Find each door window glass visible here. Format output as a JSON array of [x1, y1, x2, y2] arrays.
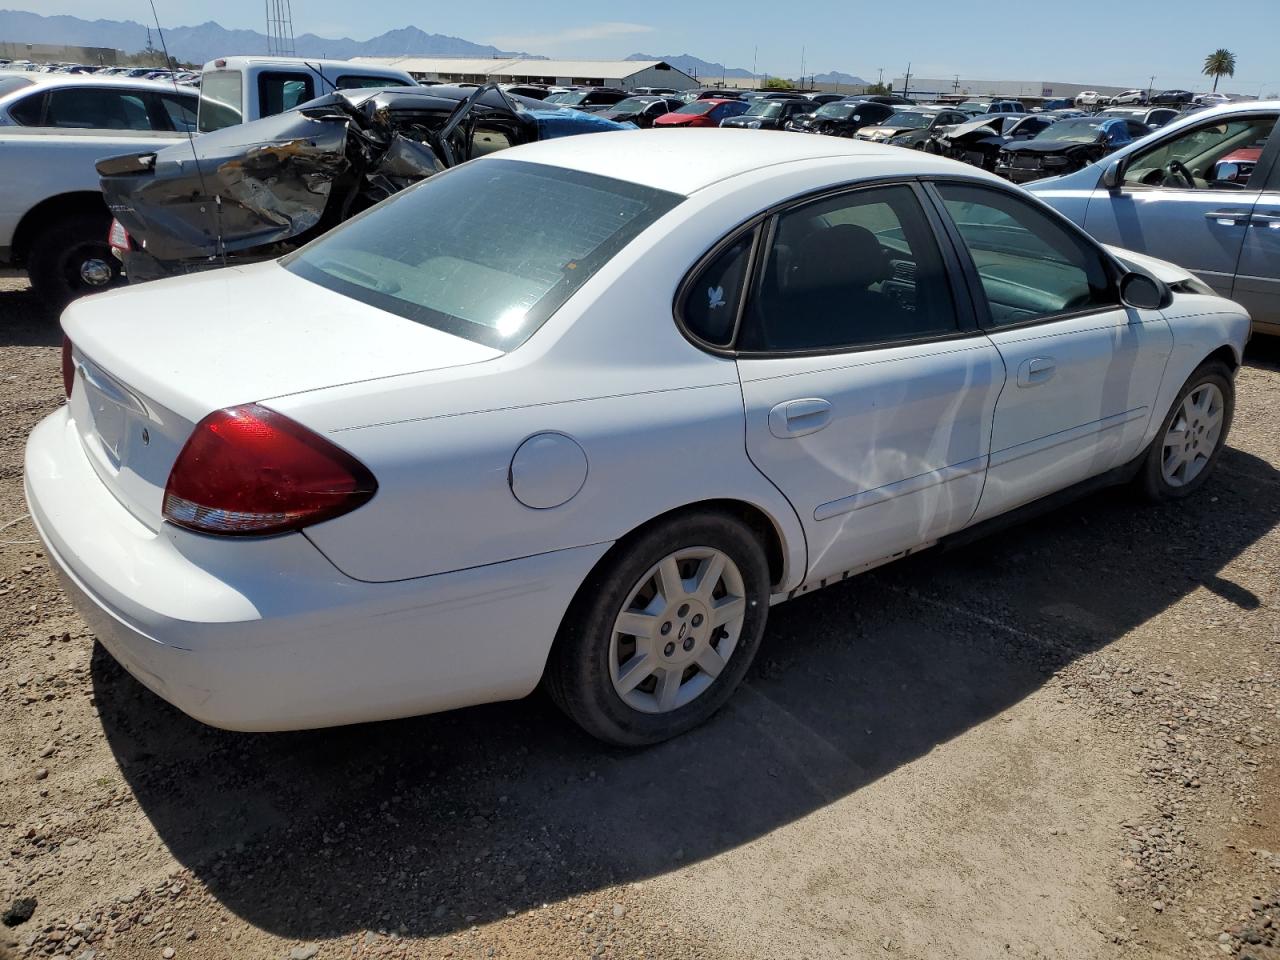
[[1123, 114, 1276, 190], [8, 91, 44, 125], [740, 185, 959, 352], [44, 88, 150, 129], [257, 72, 314, 117], [681, 232, 755, 347], [158, 93, 197, 132], [198, 70, 243, 132], [936, 183, 1117, 326]]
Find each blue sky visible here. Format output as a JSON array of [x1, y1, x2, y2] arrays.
[[39, 0, 1280, 94]]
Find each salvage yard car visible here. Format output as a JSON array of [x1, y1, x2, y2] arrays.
[[996, 115, 1150, 183], [102, 84, 627, 282], [28, 130, 1249, 746], [855, 107, 970, 147], [786, 99, 894, 137], [597, 95, 682, 128], [652, 97, 749, 127], [719, 96, 816, 130], [1029, 99, 1279, 335], [934, 113, 1058, 171]]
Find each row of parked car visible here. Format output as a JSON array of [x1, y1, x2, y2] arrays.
[[0, 59, 201, 85]]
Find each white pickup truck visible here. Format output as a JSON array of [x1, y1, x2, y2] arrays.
[[2, 58, 414, 310]]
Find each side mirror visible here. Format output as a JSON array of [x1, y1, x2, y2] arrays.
[[1120, 272, 1171, 310], [1215, 161, 1240, 183], [1101, 158, 1126, 189]]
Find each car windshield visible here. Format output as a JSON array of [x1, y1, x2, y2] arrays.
[[884, 112, 932, 128], [816, 103, 856, 118], [746, 101, 785, 118], [548, 92, 588, 106], [612, 97, 656, 112], [1034, 118, 1104, 143], [284, 159, 682, 350], [675, 101, 717, 116], [959, 102, 988, 111]]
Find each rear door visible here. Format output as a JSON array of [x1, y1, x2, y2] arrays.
[[930, 181, 1173, 521], [724, 182, 1003, 586], [1082, 110, 1279, 298]]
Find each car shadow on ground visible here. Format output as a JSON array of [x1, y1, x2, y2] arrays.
[[92, 441, 1278, 940], [0, 285, 58, 348]]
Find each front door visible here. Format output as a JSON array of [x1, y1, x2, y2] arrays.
[[732, 183, 1003, 585], [1082, 110, 1279, 299], [931, 181, 1173, 521], [1234, 147, 1280, 331]]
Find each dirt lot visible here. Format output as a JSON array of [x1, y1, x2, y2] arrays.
[[1, 278, 1278, 960]]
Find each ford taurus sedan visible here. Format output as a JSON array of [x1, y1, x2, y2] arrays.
[[27, 131, 1249, 747]]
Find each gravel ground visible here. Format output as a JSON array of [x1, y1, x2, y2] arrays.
[[1, 277, 1278, 960]]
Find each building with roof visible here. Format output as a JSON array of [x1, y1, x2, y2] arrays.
[[892, 76, 1131, 101], [350, 56, 698, 92]]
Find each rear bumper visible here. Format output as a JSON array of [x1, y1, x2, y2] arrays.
[[25, 408, 610, 731]]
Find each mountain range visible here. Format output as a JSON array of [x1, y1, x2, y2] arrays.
[[1, 9, 867, 84]]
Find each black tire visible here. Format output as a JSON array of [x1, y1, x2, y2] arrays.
[[1137, 360, 1235, 501], [26, 213, 122, 314], [545, 511, 771, 747]]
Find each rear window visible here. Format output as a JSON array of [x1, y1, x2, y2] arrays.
[[0, 76, 33, 97], [284, 158, 682, 350], [336, 74, 413, 89], [198, 70, 243, 132]]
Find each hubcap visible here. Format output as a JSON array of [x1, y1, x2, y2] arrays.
[[79, 257, 113, 287], [608, 546, 747, 714], [1161, 382, 1224, 487]]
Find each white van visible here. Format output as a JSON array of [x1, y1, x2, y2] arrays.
[[196, 56, 417, 132]]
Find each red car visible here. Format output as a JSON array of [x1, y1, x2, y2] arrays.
[[653, 98, 750, 128]]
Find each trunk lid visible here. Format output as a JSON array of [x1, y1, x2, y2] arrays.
[[62, 261, 501, 530]]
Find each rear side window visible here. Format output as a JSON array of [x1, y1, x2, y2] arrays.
[[8, 90, 44, 125], [158, 93, 197, 132], [198, 71, 243, 132], [681, 232, 755, 347], [43, 88, 151, 130], [936, 182, 1116, 326], [741, 184, 959, 352], [285, 158, 682, 350]]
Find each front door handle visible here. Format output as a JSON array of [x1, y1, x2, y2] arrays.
[[1250, 211, 1280, 229], [1017, 357, 1056, 387], [1205, 209, 1251, 226], [768, 398, 832, 438]]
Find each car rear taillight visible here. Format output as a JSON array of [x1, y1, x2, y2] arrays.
[[162, 404, 377, 537], [107, 218, 131, 253], [61, 337, 75, 398]]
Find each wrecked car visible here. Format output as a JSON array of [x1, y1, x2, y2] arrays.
[[934, 114, 1058, 171], [100, 84, 628, 282], [995, 116, 1152, 183]]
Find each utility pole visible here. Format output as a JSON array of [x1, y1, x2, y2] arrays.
[[902, 62, 912, 100], [800, 45, 805, 90], [753, 46, 758, 88], [877, 66, 884, 87], [953, 74, 960, 94], [1147, 74, 1156, 101]]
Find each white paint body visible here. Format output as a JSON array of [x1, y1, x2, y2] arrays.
[[25, 131, 1251, 731]]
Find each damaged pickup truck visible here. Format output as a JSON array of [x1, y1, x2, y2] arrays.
[[100, 84, 627, 281]]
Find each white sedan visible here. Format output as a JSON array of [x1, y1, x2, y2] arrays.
[[26, 130, 1249, 746]]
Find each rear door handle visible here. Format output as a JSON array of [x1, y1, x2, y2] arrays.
[[768, 398, 832, 438], [1250, 211, 1280, 229], [1017, 357, 1056, 387], [1205, 209, 1251, 225]]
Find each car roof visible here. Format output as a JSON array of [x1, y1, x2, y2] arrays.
[[494, 127, 1000, 195], [0, 72, 197, 96]]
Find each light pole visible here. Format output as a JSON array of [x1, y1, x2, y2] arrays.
[[1147, 75, 1155, 102]]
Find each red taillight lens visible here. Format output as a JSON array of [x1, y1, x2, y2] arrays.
[[107, 218, 131, 252], [61, 337, 75, 398], [162, 404, 377, 537]]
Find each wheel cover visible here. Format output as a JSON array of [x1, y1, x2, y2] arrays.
[[1162, 382, 1225, 487], [608, 546, 747, 714]]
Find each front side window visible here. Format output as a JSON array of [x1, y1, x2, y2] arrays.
[[285, 159, 681, 350], [740, 185, 958, 352], [257, 72, 314, 118], [1122, 114, 1277, 190], [936, 183, 1116, 327]]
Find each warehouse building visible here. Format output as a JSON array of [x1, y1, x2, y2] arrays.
[[892, 76, 1131, 101], [351, 56, 698, 92]]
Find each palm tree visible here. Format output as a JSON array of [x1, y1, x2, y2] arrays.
[[1203, 49, 1236, 92]]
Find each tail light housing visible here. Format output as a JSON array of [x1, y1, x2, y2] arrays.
[[61, 337, 75, 398], [108, 218, 132, 255], [162, 404, 377, 537]]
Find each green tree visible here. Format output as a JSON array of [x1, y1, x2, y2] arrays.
[[1202, 49, 1236, 92], [865, 81, 891, 95], [762, 76, 792, 90]]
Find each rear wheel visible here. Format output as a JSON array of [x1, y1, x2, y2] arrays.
[[27, 214, 122, 314], [546, 512, 770, 746], [1138, 361, 1234, 500]]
